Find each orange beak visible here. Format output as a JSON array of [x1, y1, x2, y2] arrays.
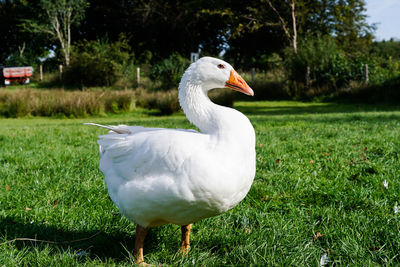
[[225, 69, 254, 96]]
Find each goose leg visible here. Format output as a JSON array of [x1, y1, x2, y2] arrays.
[[180, 224, 192, 254], [134, 224, 148, 264]]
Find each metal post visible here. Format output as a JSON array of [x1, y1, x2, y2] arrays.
[[251, 68, 255, 83], [306, 66, 310, 88]]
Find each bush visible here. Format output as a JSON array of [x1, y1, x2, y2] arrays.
[[135, 89, 180, 115], [283, 35, 400, 99], [334, 75, 400, 103], [242, 68, 288, 100], [150, 53, 190, 90], [284, 35, 351, 97], [63, 35, 136, 88], [366, 56, 400, 85]]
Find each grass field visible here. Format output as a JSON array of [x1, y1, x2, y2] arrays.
[[1, 100, 400, 266]]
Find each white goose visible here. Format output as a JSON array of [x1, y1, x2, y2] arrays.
[[86, 57, 256, 264]]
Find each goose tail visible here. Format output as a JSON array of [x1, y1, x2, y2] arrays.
[[84, 123, 131, 134]]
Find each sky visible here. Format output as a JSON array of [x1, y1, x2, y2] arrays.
[[365, 0, 400, 40]]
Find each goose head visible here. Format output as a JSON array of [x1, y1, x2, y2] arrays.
[[180, 57, 253, 96], [178, 57, 254, 134]]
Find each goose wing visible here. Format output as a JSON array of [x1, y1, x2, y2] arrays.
[[96, 125, 208, 181]]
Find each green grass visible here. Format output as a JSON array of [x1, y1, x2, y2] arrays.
[[1, 100, 400, 266]]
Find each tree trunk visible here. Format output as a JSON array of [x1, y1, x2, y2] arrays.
[[65, 8, 72, 67], [291, 0, 297, 54], [18, 42, 26, 57], [50, 9, 71, 66], [266, 0, 298, 54]]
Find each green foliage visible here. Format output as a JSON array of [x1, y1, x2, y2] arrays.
[[1, 101, 400, 265], [372, 58, 400, 84], [366, 41, 400, 85], [371, 39, 400, 60], [63, 36, 135, 87], [150, 53, 190, 90], [37, 0, 89, 27]]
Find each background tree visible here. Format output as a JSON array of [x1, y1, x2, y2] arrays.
[[0, 0, 48, 65], [77, 0, 231, 63], [214, 0, 373, 69], [1, 0, 376, 74], [128, 0, 230, 61], [264, 0, 298, 54], [371, 39, 400, 60], [297, 0, 374, 55], [21, 0, 89, 66]]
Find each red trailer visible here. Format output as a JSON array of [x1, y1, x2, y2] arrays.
[[0, 66, 33, 86]]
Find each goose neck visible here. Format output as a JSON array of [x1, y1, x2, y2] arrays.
[[178, 81, 222, 134]]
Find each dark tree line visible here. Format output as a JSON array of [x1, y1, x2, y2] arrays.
[[0, 0, 389, 69]]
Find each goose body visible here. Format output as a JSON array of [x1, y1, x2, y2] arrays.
[[87, 57, 256, 263]]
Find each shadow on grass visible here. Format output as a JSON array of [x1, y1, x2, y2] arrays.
[[235, 102, 400, 117], [0, 216, 178, 263]]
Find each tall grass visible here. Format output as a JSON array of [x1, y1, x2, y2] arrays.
[[0, 87, 237, 118], [0, 89, 135, 118], [135, 88, 235, 115]]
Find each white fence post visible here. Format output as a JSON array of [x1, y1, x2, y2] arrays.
[[59, 65, 63, 80], [40, 65, 43, 81], [306, 66, 310, 88], [363, 64, 368, 85], [190, 52, 199, 63], [137, 67, 140, 87]]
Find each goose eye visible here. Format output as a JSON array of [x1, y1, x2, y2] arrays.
[[217, 64, 225, 69]]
